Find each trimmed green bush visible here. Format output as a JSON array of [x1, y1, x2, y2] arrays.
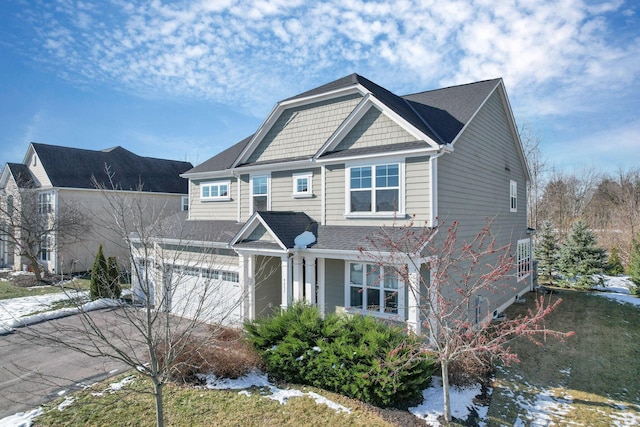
[[246, 303, 434, 407]]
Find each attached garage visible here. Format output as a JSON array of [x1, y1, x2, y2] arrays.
[[168, 266, 243, 325]]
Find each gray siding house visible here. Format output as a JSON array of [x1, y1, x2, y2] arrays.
[[0, 143, 192, 274], [138, 74, 533, 330]]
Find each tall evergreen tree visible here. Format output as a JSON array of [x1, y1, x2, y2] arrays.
[[605, 247, 624, 276], [107, 256, 122, 299], [557, 221, 606, 287], [535, 221, 559, 284], [628, 238, 640, 295], [90, 244, 110, 300]]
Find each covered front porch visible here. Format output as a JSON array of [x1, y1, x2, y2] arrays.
[[232, 213, 428, 333]]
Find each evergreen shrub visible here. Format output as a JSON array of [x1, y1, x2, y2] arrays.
[[245, 303, 435, 407]]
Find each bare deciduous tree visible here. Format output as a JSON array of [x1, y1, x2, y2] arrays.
[[17, 180, 273, 427], [363, 219, 573, 423], [519, 123, 547, 230], [0, 181, 91, 282]]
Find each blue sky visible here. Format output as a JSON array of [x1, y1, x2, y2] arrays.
[[1, 0, 638, 175]]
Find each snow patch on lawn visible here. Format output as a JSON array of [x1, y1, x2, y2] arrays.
[[409, 376, 487, 426], [0, 408, 42, 427], [593, 275, 640, 307], [200, 370, 352, 413]]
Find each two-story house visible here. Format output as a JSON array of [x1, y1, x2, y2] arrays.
[[0, 143, 192, 275], [135, 73, 532, 330]]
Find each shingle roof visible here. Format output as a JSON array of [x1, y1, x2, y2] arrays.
[[255, 211, 318, 249], [402, 78, 501, 144], [31, 143, 192, 193], [188, 74, 500, 173], [153, 212, 243, 244], [7, 163, 35, 188], [184, 135, 253, 175], [319, 141, 431, 160]]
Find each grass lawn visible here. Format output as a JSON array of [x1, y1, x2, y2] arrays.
[[34, 374, 401, 427], [26, 289, 640, 426], [487, 289, 640, 426], [0, 278, 90, 300]]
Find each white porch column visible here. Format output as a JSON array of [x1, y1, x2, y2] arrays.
[[407, 263, 421, 335], [292, 253, 304, 302], [239, 254, 255, 321], [280, 255, 291, 309], [317, 258, 325, 318], [304, 256, 317, 304]]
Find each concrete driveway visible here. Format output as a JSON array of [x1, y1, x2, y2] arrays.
[[0, 308, 142, 419]]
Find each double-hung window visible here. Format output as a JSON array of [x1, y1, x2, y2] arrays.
[[251, 175, 269, 212], [516, 238, 531, 281], [38, 192, 53, 214], [349, 163, 400, 214], [39, 234, 51, 262], [292, 172, 312, 198], [181, 195, 189, 211], [201, 181, 230, 201], [510, 180, 517, 212], [348, 262, 400, 315]]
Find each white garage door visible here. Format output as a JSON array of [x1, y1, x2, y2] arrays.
[[169, 267, 243, 326]]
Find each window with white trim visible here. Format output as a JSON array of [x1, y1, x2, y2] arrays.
[[348, 262, 400, 315], [516, 238, 531, 281], [38, 192, 53, 214], [348, 163, 400, 214], [181, 195, 189, 211], [39, 234, 51, 262], [510, 180, 517, 212], [251, 175, 269, 212], [292, 172, 312, 198], [201, 181, 230, 201]]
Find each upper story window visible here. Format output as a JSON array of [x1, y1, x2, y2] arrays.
[[510, 180, 517, 212], [251, 175, 270, 212], [292, 172, 313, 198], [516, 238, 531, 281], [38, 192, 53, 214], [181, 195, 189, 211], [347, 262, 400, 316], [7, 195, 13, 216], [201, 181, 230, 201], [348, 163, 401, 215]]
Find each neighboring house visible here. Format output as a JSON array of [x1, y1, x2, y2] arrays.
[[136, 73, 533, 330], [0, 143, 192, 274]]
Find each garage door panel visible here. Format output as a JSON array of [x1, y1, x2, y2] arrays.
[[171, 274, 243, 326]]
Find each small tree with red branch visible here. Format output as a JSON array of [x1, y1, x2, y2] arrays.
[[361, 218, 574, 422]]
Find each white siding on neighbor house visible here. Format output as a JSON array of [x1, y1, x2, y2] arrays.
[[333, 106, 417, 152], [56, 188, 185, 273], [189, 178, 237, 221], [27, 154, 52, 188], [246, 94, 362, 164], [270, 169, 321, 221], [435, 89, 530, 314]]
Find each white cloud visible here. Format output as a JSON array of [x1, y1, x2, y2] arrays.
[[10, 0, 639, 124]]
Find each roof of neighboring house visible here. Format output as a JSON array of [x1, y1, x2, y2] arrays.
[[189, 74, 501, 174], [30, 143, 192, 193], [6, 163, 35, 188]]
